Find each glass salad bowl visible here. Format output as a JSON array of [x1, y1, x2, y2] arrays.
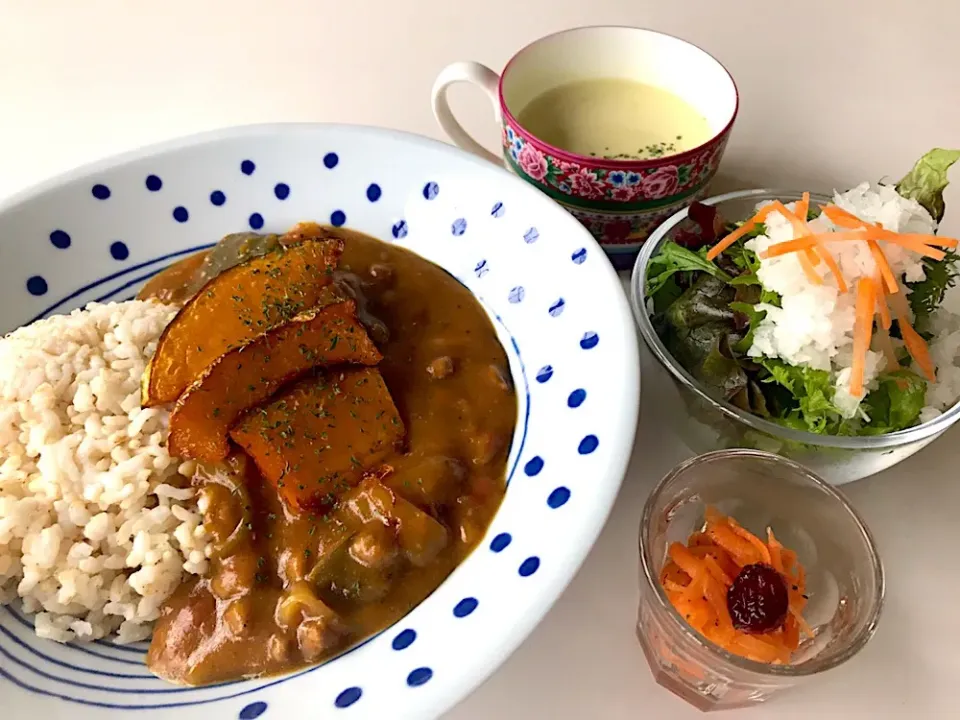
[[629, 188, 960, 484], [637, 450, 884, 710]]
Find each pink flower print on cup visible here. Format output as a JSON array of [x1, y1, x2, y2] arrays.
[[517, 143, 549, 181], [568, 168, 606, 199], [611, 186, 638, 202], [640, 166, 680, 200]]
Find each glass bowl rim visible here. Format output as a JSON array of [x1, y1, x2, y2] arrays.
[[638, 448, 886, 677], [629, 187, 960, 450]]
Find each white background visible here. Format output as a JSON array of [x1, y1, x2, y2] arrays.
[[2, 1, 958, 717]]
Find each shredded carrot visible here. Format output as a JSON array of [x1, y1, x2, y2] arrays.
[[867, 240, 899, 294], [663, 579, 688, 594], [733, 634, 791, 664], [875, 286, 892, 330], [820, 204, 949, 255], [682, 566, 707, 602], [794, 192, 810, 222], [780, 549, 799, 577], [813, 244, 847, 292], [897, 232, 959, 249], [728, 519, 773, 565], [898, 313, 937, 382], [687, 544, 740, 578], [819, 204, 864, 228], [707, 523, 762, 567], [669, 542, 704, 579], [703, 553, 734, 587], [660, 560, 692, 588], [769, 201, 827, 286], [687, 531, 715, 548], [766, 528, 784, 574], [798, 248, 823, 284], [763, 228, 944, 260], [758, 202, 847, 290], [704, 506, 726, 526], [850, 277, 877, 397], [883, 236, 946, 260], [661, 507, 810, 664], [782, 614, 801, 649], [706, 204, 775, 261], [760, 237, 816, 258]]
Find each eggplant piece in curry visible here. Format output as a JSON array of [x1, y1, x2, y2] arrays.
[[139, 224, 516, 685]]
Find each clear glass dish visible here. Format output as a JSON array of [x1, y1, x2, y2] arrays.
[[636, 449, 884, 710], [629, 188, 960, 484]]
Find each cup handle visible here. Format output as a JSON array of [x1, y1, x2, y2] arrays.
[[432, 61, 502, 165]]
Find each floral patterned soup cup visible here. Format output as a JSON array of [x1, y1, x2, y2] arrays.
[[433, 26, 739, 269]]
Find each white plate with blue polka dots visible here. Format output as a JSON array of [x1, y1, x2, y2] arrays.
[[0, 124, 640, 720]]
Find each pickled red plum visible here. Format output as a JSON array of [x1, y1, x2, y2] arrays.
[[727, 563, 789, 634]]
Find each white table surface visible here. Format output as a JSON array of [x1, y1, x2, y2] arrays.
[[2, 1, 958, 717]]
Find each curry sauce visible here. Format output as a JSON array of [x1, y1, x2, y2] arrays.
[[139, 228, 516, 685]]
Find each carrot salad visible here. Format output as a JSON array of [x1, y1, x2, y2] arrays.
[[660, 508, 810, 664]]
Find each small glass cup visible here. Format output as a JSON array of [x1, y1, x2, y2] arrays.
[[637, 450, 884, 711]]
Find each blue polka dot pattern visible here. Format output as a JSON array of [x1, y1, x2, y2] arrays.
[[26, 276, 48, 296], [523, 227, 539, 244], [474, 259, 489, 278], [392, 629, 416, 650], [453, 597, 478, 618], [508, 286, 525, 304], [523, 456, 543, 476], [451, 218, 467, 236], [145, 175, 162, 192], [518, 557, 540, 577], [491, 201, 504, 218], [238, 701, 267, 719], [490, 532, 512, 552], [535, 365, 553, 383], [580, 331, 599, 350], [407, 667, 433, 687], [49, 230, 71, 249], [567, 389, 586, 408], [334, 687, 362, 709], [323, 152, 339, 169], [547, 487, 571, 509], [548, 298, 565, 317], [423, 182, 439, 200], [331, 210, 346, 227], [274, 183, 290, 200], [240, 159, 256, 175], [572, 247, 587, 264], [172, 206, 189, 223], [110, 241, 129, 261], [91, 184, 110, 200], [366, 183, 382, 202], [249, 213, 264, 230], [578, 435, 599, 455], [210, 190, 226, 206], [392, 220, 408, 239]]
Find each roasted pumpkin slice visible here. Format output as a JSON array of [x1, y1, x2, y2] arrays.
[[168, 297, 381, 461], [142, 232, 344, 406], [230, 367, 405, 513]]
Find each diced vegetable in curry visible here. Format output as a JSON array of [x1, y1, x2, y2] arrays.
[[139, 225, 516, 685]]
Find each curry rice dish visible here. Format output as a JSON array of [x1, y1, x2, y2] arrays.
[[0, 223, 517, 685]]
